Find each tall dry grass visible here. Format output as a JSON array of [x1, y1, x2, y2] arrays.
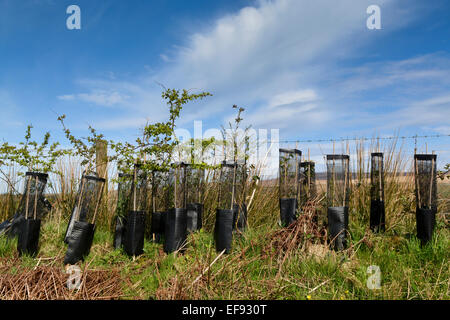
[[347, 138, 416, 234], [0, 137, 443, 236]]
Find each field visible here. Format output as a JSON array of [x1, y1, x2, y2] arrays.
[[0, 148, 449, 300]]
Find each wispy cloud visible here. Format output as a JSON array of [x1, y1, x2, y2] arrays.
[[62, 0, 404, 130], [57, 94, 75, 101], [268, 90, 318, 109], [56, 0, 450, 144], [94, 117, 151, 130], [0, 89, 23, 130], [160, 54, 170, 62], [58, 90, 130, 107]]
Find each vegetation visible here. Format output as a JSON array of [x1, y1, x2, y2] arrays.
[[0, 88, 449, 300]]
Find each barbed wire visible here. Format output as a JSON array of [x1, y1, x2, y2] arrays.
[[278, 133, 450, 144]]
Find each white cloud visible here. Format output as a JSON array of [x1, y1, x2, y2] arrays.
[[94, 117, 151, 130], [58, 90, 130, 107], [77, 91, 129, 106], [57, 94, 75, 101], [268, 90, 318, 108], [64, 0, 404, 129], [432, 126, 450, 135], [160, 54, 170, 62], [58, 0, 450, 144]]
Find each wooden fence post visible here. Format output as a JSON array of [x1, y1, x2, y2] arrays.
[[95, 139, 109, 225], [96, 139, 108, 181]]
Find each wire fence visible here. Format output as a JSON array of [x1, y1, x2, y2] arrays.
[[279, 133, 450, 144]]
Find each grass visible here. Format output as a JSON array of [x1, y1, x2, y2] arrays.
[[0, 209, 448, 300], [0, 138, 449, 300]]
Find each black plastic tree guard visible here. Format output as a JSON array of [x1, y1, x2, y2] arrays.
[[327, 206, 349, 251], [215, 209, 233, 253], [370, 153, 385, 232], [123, 211, 146, 256], [160, 211, 167, 236], [64, 221, 95, 265], [185, 164, 205, 233], [123, 164, 148, 257], [326, 154, 350, 250], [164, 163, 188, 253], [15, 172, 48, 257], [1, 172, 48, 240], [187, 203, 203, 233], [164, 208, 187, 253], [63, 172, 104, 265], [113, 172, 132, 249], [279, 148, 302, 227], [280, 198, 297, 227], [370, 200, 385, 232], [17, 218, 41, 257], [416, 208, 436, 244], [64, 173, 105, 244], [151, 170, 169, 242], [113, 215, 127, 249], [150, 211, 165, 243], [414, 154, 437, 245], [215, 161, 237, 252]]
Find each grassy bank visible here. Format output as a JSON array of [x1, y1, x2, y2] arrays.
[[0, 207, 448, 300], [1, 139, 449, 300]]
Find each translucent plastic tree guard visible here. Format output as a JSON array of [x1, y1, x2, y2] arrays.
[[152, 170, 170, 213], [16, 172, 48, 256], [217, 161, 237, 211], [123, 164, 148, 257], [63, 172, 105, 265], [164, 163, 188, 253], [370, 153, 385, 232], [326, 154, 350, 250], [113, 172, 132, 249], [185, 164, 205, 232], [414, 154, 437, 244], [168, 163, 187, 210], [129, 164, 149, 212], [326, 155, 350, 207], [278, 149, 301, 227], [233, 159, 247, 232], [3, 172, 48, 238], [299, 161, 316, 208], [18, 172, 48, 219], [64, 172, 105, 243], [150, 170, 169, 243], [186, 165, 205, 205]]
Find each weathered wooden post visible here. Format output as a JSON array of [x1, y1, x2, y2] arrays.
[[95, 139, 108, 225], [96, 139, 108, 180]]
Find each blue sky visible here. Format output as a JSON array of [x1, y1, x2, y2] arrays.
[[1, 0, 449, 169]]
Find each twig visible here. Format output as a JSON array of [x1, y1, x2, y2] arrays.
[[189, 249, 226, 288], [308, 279, 331, 294]]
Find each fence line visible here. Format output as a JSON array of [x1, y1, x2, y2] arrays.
[[277, 134, 450, 144]]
